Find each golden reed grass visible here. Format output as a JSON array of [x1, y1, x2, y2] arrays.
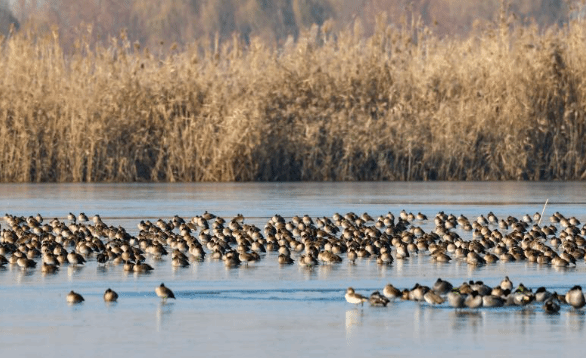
[[0, 13, 585, 182]]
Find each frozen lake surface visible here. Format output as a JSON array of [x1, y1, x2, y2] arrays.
[[1, 182, 586, 357]]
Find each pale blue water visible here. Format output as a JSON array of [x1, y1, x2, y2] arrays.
[[0, 182, 585, 357]]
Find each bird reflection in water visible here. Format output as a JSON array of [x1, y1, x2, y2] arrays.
[[450, 310, 483, 333], [299, 265, 318, 280], [67, 265, 83, 279], [566, 310, 586, 331], [345, 308, 364, 340], [514, 308, 537, 335], [316, 264, 337, 280], [156, 300, 175, 333], [395, 258, 405, 273]]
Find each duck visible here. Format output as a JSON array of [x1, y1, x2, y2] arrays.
[[133, 262, 154, 273], [432, 278, 453, 295], [347, 250, 357, 264], [277, 254, 294, 264], [369, 291, 390, 307], [543, 297, 561, 313], [67, 290, 84, 304], [172, 257, 190, 268], [464, 291, 483, 308], [103, 288, 119, 302], [383, 284, 402, 299], [17, 257, 37, 269], [408, 283, 429, 301], [299, 254, 318, 267], [431, 252, 452, 263], [155, 283, 176, 300], [482, 295, 505, 308], [423, 290, 445, 305], [565, 286, 585, 309], [491, 286, 508, 297], [239, 252, 260, 266], [470, 281, 492, 296], [96, 253, 108, 265], [345, 287, 368, 306], [41, 262, 59, 273], [535, 287, 553, 302], [447, 290, 466, 308], [67, 252, 86, 266], [224, 253, 241, 267], [512, 291, 535, 306], [123, 260, 134, 272], [376, 252, 393, 265], [466, 252, 485, 266]]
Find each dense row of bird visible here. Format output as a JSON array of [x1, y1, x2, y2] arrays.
[[1, 209, 585, 274], [345, 277, 585, 313]]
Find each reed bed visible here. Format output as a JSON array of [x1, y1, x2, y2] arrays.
[[1, 13, 586, 182]]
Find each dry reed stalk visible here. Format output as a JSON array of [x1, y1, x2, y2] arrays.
[[0, 9, 585, 182]]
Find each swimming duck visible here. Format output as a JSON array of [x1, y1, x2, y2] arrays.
[[345, 287, 367, 306], [103, 288, 119, 302], [155, 283, 176, 300], [67, 290, 84, 304], [565, 286, 585, 309]]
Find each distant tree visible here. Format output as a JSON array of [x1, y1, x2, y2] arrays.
[[5, 0, 576, 50], [0, 0, 20, 36]]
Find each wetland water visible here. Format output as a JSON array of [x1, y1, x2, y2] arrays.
[[1, 182, 586, 357]]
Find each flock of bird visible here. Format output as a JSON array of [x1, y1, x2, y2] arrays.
[[345, 277, 586, 313], [1, 208, 585, 306]]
